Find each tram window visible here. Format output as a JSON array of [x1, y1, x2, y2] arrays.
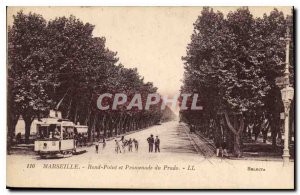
[[37, 125, 61, 139], [62, 127, 67, 139], [37, 125, 42, 138], [37, 125, 48, 139], [53, 126, 61, 139], [62, 126, 74, 140], [68, 127, 74, 139], [48, 124, 56, 138], [48, 124, 62, 139]]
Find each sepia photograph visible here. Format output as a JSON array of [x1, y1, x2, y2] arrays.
[[6, 6, 295, 189]]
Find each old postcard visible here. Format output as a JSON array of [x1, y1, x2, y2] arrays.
[[6, 6, 295, 189]]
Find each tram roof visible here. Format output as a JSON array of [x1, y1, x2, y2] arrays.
[[75, 125, 88, 133], [37, 117, 75, 126]]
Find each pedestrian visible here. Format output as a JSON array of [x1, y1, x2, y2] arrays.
[[102, 138, 106, 149], [128, 138, 133, 152], [221, 141, 227, 158], [94, 139, 99, 154], [147, 134, 154, 152], [133, 139, 139, 152], [121, 137, 127, 153], [216, 140, 223, 157], [115, 140, 121, 154], [155, 136, 160, 153], [248, 122, 254, 139]]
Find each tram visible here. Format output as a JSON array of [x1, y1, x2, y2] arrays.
[[34, 110, 82, 158]]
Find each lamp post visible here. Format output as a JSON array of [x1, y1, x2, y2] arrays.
[[281, 86, 294, 165], [280, 12, 294, 166]]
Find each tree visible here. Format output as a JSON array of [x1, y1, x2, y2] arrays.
[[8, 11, 53, 143], [8, 11, 176, 148], [181, 7, 293, 157]]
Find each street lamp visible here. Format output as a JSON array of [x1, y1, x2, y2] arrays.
[[280, 10, 294, 166], [281, 86, 294, 166], [281, 86, 294, 102]]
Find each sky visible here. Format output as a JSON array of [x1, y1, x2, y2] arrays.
[[7, 6, 292, 99]]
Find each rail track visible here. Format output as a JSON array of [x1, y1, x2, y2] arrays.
[[178, 123, 216, 159]]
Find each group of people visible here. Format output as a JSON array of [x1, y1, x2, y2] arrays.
[[75, 133, 89, 147], [115, 136, 139, 154], [94, 138, 106, 153], [147, 134, 160, 153], [215, 141, 228, 158], [94, 134, 161, 154]]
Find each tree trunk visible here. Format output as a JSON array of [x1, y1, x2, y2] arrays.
[[74, 103, 78, 124], [109, 117, 113, 137], [90, 114, 97, 142], [85, 109, 92, 126], [234, 134, 242, 157], [66, 98, 73, 119], [7, 113, 20, 153], [24, 117, 33, 144], [103, 117, 107, 137], [224, 112, 244, 157], [271, 122, 277, 148], [121, 115, 127, 134]]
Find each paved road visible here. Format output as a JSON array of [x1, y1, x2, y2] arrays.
[[7, 120, 294, 189], [75, 120, 200, 160], [8, 120, 208, 162]]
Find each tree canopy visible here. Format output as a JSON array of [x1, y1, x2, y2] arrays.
[[8, 11, 174, 144], [181, 7, 293, 156]]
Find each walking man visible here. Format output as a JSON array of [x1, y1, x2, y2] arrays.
[[147, 134, 154, 152], [128, 138, 133, 152], [155, 136, 160, 153], [133, 139, 139, 152], [115, 140, 121, 154], [102, 138, 106, 150], [94, 139, 99, 154], [120, 136, 126, 153]]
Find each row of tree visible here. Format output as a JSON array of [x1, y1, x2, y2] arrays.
[[180, 7, 294, 157], [8, 11, 175, 146]]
